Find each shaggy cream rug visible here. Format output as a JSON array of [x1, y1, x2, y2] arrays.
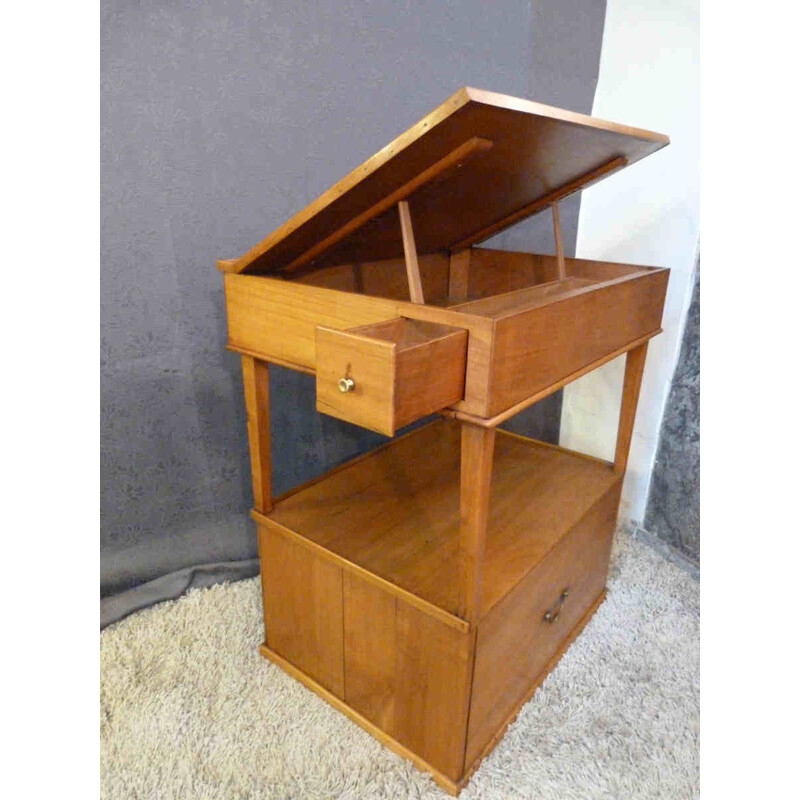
[[100, 530, 699, 799]]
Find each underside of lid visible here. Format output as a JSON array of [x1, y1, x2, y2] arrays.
[[220, 88, 669, 276]]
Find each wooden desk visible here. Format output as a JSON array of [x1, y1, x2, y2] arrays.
[[219, 87, 669, 794]]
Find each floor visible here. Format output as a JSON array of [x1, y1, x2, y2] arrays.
[[100, 529, 699, 799]]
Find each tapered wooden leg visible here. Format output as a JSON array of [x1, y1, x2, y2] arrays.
[[614, 343, 649, 474], [241, 355, 272, 513], [457, 423, 496, 623]]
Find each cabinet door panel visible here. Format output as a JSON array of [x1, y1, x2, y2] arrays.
[[258, 523, 344, 697], [343, 571, 475, 782]]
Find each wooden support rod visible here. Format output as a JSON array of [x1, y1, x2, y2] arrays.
[[241, 355, 272, 513], [551, 201, 566, 280], [452, 155, 628, 251], [274, 136, 493, 274], [614, 342, 649, 473], [398, 200, 425, 304], [457, 423, 496, 623]]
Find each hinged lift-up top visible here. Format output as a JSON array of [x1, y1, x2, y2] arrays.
[[218, 87, 667, 278]]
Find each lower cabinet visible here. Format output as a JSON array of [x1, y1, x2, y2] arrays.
[[256, 482, 617, 789]]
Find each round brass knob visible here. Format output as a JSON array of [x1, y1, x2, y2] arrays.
[[338, 377, 355, 393]]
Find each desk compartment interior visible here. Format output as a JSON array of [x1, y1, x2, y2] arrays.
[[290, 246, 657, 310]]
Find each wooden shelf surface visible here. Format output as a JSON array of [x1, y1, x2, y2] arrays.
[[267, 419, 620, 621]]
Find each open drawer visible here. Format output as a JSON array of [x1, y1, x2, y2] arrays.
[[315, 317, 468, 435]]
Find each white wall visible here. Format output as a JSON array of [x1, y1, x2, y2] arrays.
[[560, 0, 700, 523]]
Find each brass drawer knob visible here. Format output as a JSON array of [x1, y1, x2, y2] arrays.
[[543, 588, 569, 624], [338, 377, 355, 393]]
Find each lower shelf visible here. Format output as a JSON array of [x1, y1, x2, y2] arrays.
[[264, 417, 619, 621]]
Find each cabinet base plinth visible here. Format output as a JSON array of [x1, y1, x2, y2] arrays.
[[259, 587, 607, 794], [258, 643, 460, 795]]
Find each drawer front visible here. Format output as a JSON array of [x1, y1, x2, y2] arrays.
[[316, 326, 397, 434], [315, 319, 468, 436], [465, 482, 620, 768]]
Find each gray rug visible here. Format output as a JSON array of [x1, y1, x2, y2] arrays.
[[100, 529, 699, 799]]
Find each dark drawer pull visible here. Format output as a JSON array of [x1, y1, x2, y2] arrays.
[[543, 588, 569, 624]]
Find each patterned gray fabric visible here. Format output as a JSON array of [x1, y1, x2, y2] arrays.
[[101, 0, 607, 626], [644, 258, 700, 565]]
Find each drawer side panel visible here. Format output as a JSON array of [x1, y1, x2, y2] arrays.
[[395, 329, 468, 429]]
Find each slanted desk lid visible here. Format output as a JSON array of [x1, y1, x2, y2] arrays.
[[221, 88, 668, 276]]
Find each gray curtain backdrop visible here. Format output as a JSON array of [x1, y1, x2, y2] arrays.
[[101, 0, 607, 627]]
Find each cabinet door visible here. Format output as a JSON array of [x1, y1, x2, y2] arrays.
[[258, 523, 344, 697], [343, 572, 475, 782]]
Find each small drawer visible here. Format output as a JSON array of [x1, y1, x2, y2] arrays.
[[315, 317, 468, 436]]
